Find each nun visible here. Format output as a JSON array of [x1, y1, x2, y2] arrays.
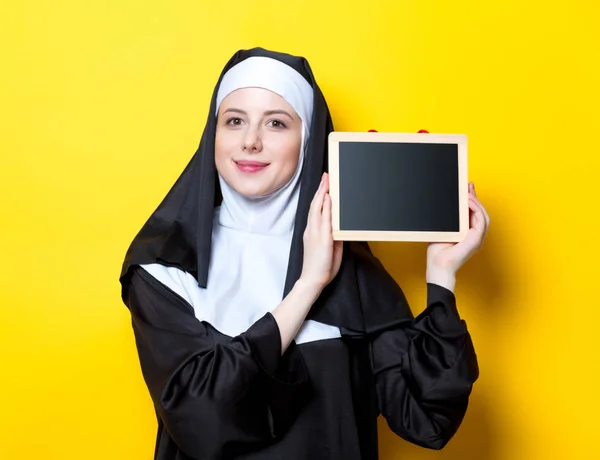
[[119, 47, 489, 460]]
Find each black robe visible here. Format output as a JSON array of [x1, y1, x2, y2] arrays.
[[119, 48, 479, 459]]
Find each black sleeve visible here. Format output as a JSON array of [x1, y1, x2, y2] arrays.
[[123, 266, 309, 459], [370, 282, 479, 450]]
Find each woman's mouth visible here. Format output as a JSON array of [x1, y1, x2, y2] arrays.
[[235, 160, 269, 174]]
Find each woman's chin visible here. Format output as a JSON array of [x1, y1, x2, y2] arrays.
[[230, 180, 274, 198], [222, 168, 293, 198]]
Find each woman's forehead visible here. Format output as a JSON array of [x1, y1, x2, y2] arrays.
[[218, 87, 299, 118]]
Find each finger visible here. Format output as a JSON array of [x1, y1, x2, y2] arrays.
[[308, 174, 326, 228], [322, 193, 333, 236], [468, 198, 487, 236], [469, 183, 489, 224], [458, 227, 484, 257], [468, 197, 484, 227], [316, 173, 332, 230], [469, 192, 490, 228]]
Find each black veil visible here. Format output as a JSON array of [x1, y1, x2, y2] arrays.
[[119, 47, 414, 336]]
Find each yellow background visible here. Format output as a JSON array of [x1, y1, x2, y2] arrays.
[[1, 0, 599, 459]]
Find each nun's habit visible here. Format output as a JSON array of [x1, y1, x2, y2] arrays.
[[119, 48, 479, 460]]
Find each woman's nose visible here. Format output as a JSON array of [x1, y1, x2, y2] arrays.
[[242, 128, 262, 153]]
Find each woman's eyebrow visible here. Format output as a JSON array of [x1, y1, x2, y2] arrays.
[[263, 109, 294, 119], [222, 108, 293, 120], [223, 108, 247, 115]]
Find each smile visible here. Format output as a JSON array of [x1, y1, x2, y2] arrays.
[[234, 160, 269, 174]]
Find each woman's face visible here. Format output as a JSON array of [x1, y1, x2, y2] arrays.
[[215, 87, 303, 198]]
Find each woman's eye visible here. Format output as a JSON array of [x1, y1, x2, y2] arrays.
[[268, 120, 287, 129], [227, 118, 243, 126]]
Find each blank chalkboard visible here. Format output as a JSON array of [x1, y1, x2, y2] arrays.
[[328, 132, 469, 242]]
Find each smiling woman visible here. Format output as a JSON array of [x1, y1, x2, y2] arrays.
[[215, 87, 303, 197], [118, 47, 484, 460]]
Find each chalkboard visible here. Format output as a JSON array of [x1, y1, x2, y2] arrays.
[[328, 132, 469, 242]]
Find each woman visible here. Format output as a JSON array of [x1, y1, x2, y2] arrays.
[[120, 47, 489, 460]]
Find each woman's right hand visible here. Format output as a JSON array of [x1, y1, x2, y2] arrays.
[[299, 172, 344, 291]]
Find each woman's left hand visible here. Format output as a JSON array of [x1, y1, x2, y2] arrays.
[[426, 182, 490, 290]]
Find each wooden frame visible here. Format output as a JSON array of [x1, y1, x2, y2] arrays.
[[328, 131, 469, 242]]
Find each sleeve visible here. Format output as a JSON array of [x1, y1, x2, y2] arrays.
[[123, 266, 309, 459], [370, 282, 479, 450]]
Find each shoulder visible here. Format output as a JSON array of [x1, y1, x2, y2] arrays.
[[135, 263, 201, 309], [123, 264, 206, 335]]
